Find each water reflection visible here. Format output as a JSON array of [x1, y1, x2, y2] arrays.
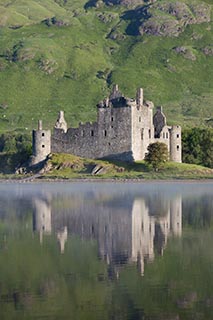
[[0, 182, 213, 320], [31, 185, 182, 276]]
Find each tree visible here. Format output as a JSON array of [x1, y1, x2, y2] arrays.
[[182, 128, 213, 168], [145, 142, 168, 171]]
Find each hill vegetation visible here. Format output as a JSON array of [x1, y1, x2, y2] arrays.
[[0, 0, 212, 134]]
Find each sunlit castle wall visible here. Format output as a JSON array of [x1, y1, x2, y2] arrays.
[[170, 126, 182, 163]]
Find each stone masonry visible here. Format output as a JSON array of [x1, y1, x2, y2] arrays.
[[31, 85, 182, 164]]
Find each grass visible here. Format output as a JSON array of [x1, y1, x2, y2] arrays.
[[1, 152, 212, 180], [0, 0, 212, 134], [28, 153, 213, 180]]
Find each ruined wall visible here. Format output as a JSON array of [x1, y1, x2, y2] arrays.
[[51, 121, 99, 159], [52, 105, 133, 161]]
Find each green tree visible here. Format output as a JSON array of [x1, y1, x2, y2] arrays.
[[145, 142, 168, 171], [182, 128, 213, 168]]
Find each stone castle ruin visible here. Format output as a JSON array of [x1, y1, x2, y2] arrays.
[[31, 85, 181, 164]]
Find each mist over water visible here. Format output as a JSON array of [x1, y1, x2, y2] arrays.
[[0, 182, 213, 320]]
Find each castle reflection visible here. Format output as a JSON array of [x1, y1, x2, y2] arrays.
[[33, 190, 182, 276]]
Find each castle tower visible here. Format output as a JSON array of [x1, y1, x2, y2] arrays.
[[170, 126, 182, 163], [32, 120, 51, 165], [54, 110, 67, 133]]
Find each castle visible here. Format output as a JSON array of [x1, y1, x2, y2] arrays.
[[31, 85, 181, 164]]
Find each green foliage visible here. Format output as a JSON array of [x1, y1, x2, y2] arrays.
[[0, 132, 32, 154], [182, 128, 213, 168], [145, 142, 169, 171], [0, 0, 211, 133], [0, 132, 32, 173]]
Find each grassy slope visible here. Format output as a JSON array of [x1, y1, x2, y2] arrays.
[[0, 0, 212, 134], [35, 153, 213, 180]]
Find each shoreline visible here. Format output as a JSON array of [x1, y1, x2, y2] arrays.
[[0, 177, 213, 183]]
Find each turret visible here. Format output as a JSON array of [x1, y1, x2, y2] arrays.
[[170, 125, 182, 163], [54, 110, 67, 133], [32, 120, 51, 165]]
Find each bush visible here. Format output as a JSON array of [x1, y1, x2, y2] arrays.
[[145, 142, 168, 171]]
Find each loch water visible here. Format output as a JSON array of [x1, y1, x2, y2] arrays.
[[0, 181, 213, 320]]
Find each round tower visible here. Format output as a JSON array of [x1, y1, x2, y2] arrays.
[[170, 125, 182, 163], [32, 120, 51, 165]]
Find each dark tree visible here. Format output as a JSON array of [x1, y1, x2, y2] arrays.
[[182, 128, 213, 168]]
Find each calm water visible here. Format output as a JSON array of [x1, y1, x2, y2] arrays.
[[0, 181, 213, 320]]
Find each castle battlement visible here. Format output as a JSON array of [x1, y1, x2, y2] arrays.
[[31, 85, 182, 164]]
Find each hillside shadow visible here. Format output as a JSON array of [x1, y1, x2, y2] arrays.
[[105, 158, 150, 173], [84, 0, 98, 9], [121, 5, 151, 36]]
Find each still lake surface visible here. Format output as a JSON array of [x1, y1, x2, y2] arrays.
[[0, 181, 213, 320]]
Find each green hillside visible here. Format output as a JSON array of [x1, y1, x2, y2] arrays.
[[0, 0, 212, 133]]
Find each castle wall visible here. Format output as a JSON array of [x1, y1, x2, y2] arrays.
[[52, 106, 133, 161], [153, 126, 171, 154], [51, 122, 99, 159], [131, 103, 155, 160], [97, 106, 132, 160]]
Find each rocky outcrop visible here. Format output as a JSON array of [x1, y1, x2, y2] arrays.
[[138, 1, 211, 37], [202, 46, 213, 56], [173, 46, 197, 60]]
